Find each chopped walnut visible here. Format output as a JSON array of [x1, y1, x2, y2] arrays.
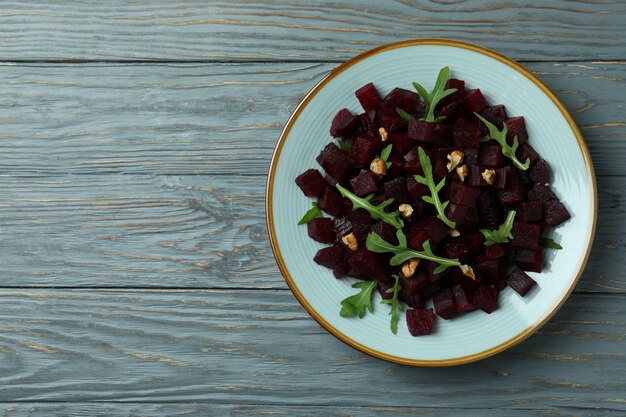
[[456, 164, 468, 182], [341, 232, 358, 251], [459, 264, 476, 280], [402, 259, 420, 278], [379, 127, 388, 142], [449, 229, 461, 237], [446, 150, 465, 172], [481, 168, 496, 185], [398, 203, 414, 219], [370, 158, 387, 175]]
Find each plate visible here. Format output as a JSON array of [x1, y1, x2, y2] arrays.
[[266, 39, 596, 366]]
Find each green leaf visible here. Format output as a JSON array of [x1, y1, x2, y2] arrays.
[[337, 139, 351, 153], [297, 202, 322, 225], [340, 280, 379, 319], [380, 274, 404, 334], [414, 147, 456, 229], [411, 67, 456, 123], [380, 144, 393, 169], [474, 112, 531, 171], [336, 183, 404, 230], [366, 230, 460, 273], [539, 237, 563, 250], [480, 210, 516, 246], [396, 107, 414, 122]]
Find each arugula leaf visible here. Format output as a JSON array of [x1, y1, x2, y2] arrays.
[[340, 280, 379, 319], [297, 202, 322, 225], [480, 210, 516, 246], [337, 139, 351, 153], [336, 183, 404, 230], [380, 274, 404, 334], [380, 144, 393, 169], [413, 147, 456, 229], [539, 237, 563, 250], [396, 107, 414, 122], [366, 229, 461, 274], [474, 112, 531, 171], [411, 66, 458, 123]]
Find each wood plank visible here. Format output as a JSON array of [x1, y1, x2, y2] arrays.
[[0, 403, 615, 417], [0, 289, 624, 410], [0, 1, 624, 61], [0, 61, 623, 176], [0, 173, 622, 291]]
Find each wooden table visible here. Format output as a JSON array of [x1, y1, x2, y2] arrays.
[[0, 2, 624, 415]]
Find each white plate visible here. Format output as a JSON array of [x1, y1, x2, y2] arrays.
[[266, 39, 596, 366]]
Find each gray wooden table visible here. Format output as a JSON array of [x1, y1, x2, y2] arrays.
[[0, 1, 624, 416]]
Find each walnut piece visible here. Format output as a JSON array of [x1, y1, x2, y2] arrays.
[[370, 158, 387, 175], [341, 232, 358, 251], [379, 127, 388, 142], [446, 150, 465, 172], [398, 203, 414, 219], [402, 258, 420, 278], [456, 164, 468, 182], [459, 264, 476, 280], [481, 168, 496, 185], [449, 229, 461, 237]]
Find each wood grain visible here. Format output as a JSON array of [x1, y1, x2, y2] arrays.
[[0, 174, 621, 291], [0, 1, 624, 61], [0, 289, 624, 410], [0, 61, 623, 176]]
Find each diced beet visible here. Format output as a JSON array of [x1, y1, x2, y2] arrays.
[[295, 169, 327, 197], [438, 101, 460, 120], [515, 247, 544, 273], [446, 203, 468, 226], [517, 200, 543, 222], [486, 243, 509, 259], [389, 132, 415, 158], [529, 159, 550, 184], [369, 221, 399, 246], [330, 108, 360, 138], [493, 166, 508, 189], [528, 184, 556, 202], [378, 280, 394, 300], [316, 143, 351, 181], [350, 209, 373, 241], [359, 109, 379, 136], [313, 243, 347, 269], [480, 105, 507, 128], [475, 257, 500, 284], [414, 216, 449, 243], [479, 144, 507, 167], [479, 204, 501, 230], [442, 78, 465, 105], [507, 267, 537, 296], [498, 185, 527, 205], [464, 206, 479, 224], [463, 89, 487, 113], [406, 308, 435, 336], [463, 148, 479, 166], [421, 281, 441, 297], [307, 217, 334, 243], [478, 189, 497, 208], [449, 266, 481, 289], [408, 119, 435, 144], [332, 216, 352, 241], [518, 143, 540, 164], [381, 88, 421, 112], [350, 169, 379, 196], [448, 181, 482, 207], [402, 293, 425, 309], [465, 231, 485, 256], [544, 199, 571, 226], [407, 228, 430, 251], [350, 135, 379, 165], [452, 284, 476, 313], [317, 186, 344, 217], [433, 287, 459, 320], [400, 272, 427, 296], [453, 116, 482, 149], [432, 123, 453, 147], [422, 260, 445, 283], [348, 247, 390, 281], [333, 261, 350, 279], [442, 239, 470, 263], [504, 116, 528, 144], [355, 82, 382, 112], [406, 176, 428, 200], [512, 222, 541, 250], [383, 177, 411, 204], [472, 284, 498, 313], [378, 108, 408, 132]]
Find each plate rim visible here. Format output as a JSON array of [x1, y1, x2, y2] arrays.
[[265, 38, 597, 367]]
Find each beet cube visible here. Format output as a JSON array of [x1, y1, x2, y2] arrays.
[[400, 272, 427, 296], [515, 247, 544, 272], [518, 143, 540, 164], [475, 257, 500, 284], [442, 78, 465, 105], [433, 287, 459, 320], [317, 186, 344, 217], [479, 144, 507, 167], [544, 199, 571, 226], [529, 159, 550, 184], [528, 184, 556, 202], [383, 177, 411, 204], [330, 108, 359, 138], [406, 308, 435, 336], [512, 222, 541, 250], [498, 185, 527, 205], [317, 143, 351, 181], [472, 284, 498, 313], [295, 169, 327, 197], [381, 87, 421, 112], [414, 216, 449, 243], [350, 169, 379, 197], [507, 267, 537, 296], [442, 239, 470, 264], [438, 101, 460, 120], [378, 280, 394, 300], [313, 243, 347, 269], [348, 247, 390, 281], [504, 116, 528, 144], [480, 105, 507, 128], [517, 200, 543, 222], [453, 116, 482, 149], [479, 204, 501, 230], [349, 209, 373, 241], [432, 123, 453, 147], [350, 135, 379, 165], [421, 281, 441, 296], [402, 293, 425, 309], [486, 243, 509, 259], [446, 203, 468, 226], [332, 216, 352, 240], [452, 284, 476, 313], [463, 89, 487, 113], [369, 221, 399, 246], [407, 228, 430, 251], [406, 176, 428, 200], [307, 217, 334, 243], [389, 132, 415, 158], [355, 82, 382, 112], [408, 119, 435, 144], [448, 181, 482, 207], [333, 261, 350, 279], [378, 108, 408, 132]]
